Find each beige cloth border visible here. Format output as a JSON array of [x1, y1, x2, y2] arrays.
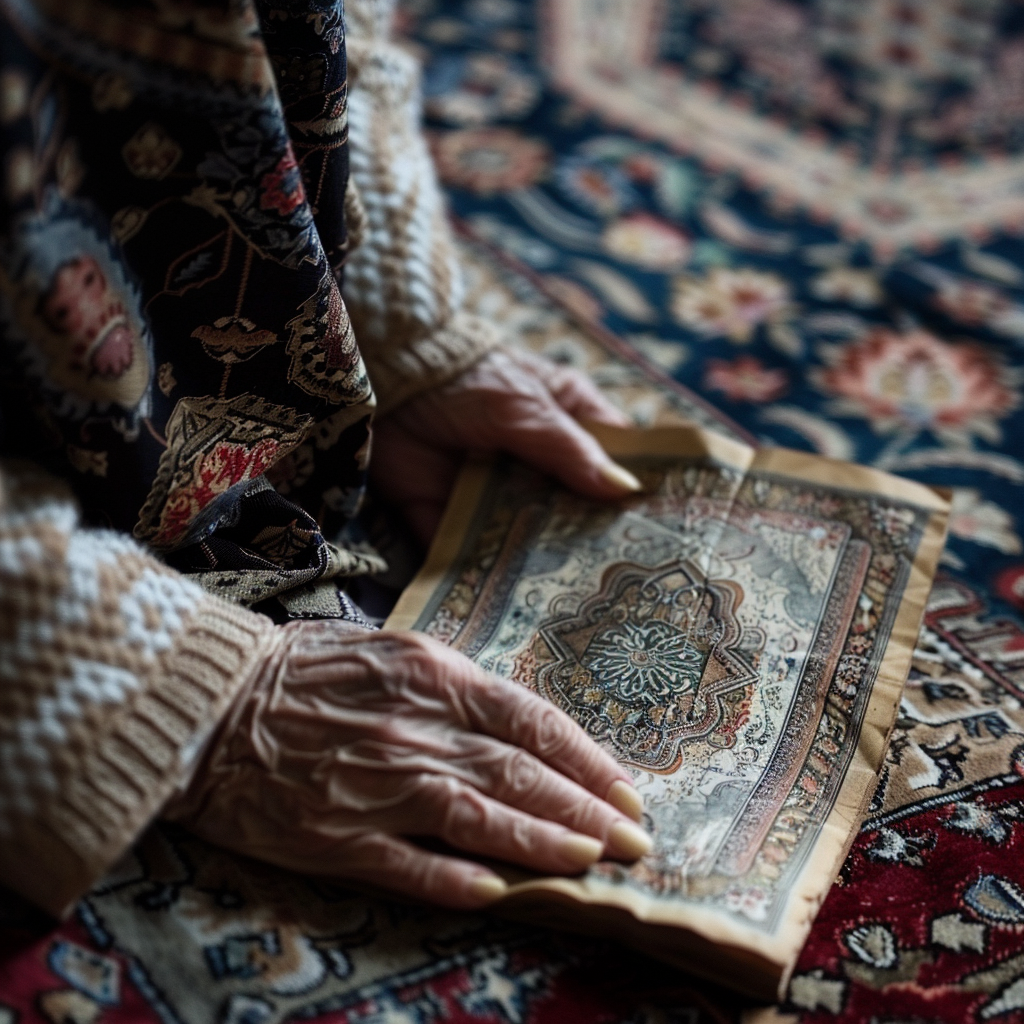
[[386, 423, 949, 1002]]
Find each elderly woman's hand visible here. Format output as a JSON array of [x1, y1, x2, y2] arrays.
[[371, 348, 640, 544], [163, 621, 649, 909]]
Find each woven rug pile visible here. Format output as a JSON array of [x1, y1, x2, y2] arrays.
[[7, 1, 1024, 1021]]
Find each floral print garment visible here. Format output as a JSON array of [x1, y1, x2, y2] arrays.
[[0, 0, 379, 615]]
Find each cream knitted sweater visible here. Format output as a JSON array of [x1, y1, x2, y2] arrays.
[[0, 0, 495, 916], [344, 0, 499, 413]]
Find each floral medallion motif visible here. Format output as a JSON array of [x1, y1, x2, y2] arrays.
[[813, 327, 1019, 445], [431, 127, 549, 194], [671, 267, 791, 343], [532, 560, 762, 772], [555, 156, 639, 217], [601, 212, 691, 271], [704, 355, 788, 404], [584, 618, 706, 705]]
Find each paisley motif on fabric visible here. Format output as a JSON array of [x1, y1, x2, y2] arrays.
[[0, 194, 154, 436], [286, 272, 369, 404]]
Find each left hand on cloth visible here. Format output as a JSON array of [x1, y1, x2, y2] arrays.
[[371, 348, 640, 544]]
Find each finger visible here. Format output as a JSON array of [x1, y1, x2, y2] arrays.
[[496, 398, 642, 499], [457, 669, 638, 808], [415, 775, 651, 872], [454, 735, 645, 844], [551, 372, 628, 425], [330, 832, 511, 910], [520, 356, 630, 428], [283, 630, 646, 822]]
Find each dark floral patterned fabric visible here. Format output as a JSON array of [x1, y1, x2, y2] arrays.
[[0, 0, 377, 615]]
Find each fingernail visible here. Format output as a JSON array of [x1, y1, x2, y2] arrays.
[[608, 820, 653, 861], [607, 779, 644, 822], [558, 832, 605, 869], [468, 874, 509, 904], [599, 461, 643, 494]]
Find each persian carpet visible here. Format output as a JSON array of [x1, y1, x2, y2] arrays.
[[8, 0, 1024, 1021]]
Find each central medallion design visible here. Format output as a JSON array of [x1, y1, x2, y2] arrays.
[[531, 560, 763, 772], [584, 618, 707, 706]]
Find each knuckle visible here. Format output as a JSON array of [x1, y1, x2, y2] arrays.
[[418, 774, 489, 840], [416, 773, 465, 816], [403, 634, 458, 680], [508, 813, 540, 858], [525, 705, 572, 759], [348, 833, 410, 873], [368, 634, 449, 696], [471, 676, 515, 723], [395, 630, 435, 656], [445, 789, 489, 837], [369, 718, 413, 748], [503, 748, 544, 801], [564, 794, 608, 834], [417, 854, 451, 897], [413, 770, 450, 798]]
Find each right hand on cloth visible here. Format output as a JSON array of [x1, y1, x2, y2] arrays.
[[163, 620, 650, 910]]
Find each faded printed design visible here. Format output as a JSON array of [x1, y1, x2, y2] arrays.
[[411, 455, 931, 927], [0, 196, 153, 434], [527, 557, 764, 772]]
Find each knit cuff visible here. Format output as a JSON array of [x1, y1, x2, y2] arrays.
[[361, 311, 502, 415], [0, 599, 277, 917]]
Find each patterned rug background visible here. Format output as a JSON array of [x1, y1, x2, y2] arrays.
[[8, 1, 1024, 1021]]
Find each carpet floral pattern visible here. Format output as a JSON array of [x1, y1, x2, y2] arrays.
[[8, 0, 1024, 1021]]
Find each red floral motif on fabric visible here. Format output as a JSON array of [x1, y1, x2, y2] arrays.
[[152, 438, 282, 548], [259, 145, 307, 216]]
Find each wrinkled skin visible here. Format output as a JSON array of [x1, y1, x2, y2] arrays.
[[371, 348, 635, 543], [167, 351, 648, 907], [165, 622, 650, 909]]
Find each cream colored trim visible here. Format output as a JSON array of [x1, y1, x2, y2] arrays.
[[386, 423, 949, 1001]]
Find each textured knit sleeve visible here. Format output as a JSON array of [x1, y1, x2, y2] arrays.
[[0, 459, 277, 917], [342, 0, 500, 415]]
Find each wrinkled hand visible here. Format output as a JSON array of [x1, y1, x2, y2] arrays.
[[164, 621, 650, 910], [371, 348, 639, 544]]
